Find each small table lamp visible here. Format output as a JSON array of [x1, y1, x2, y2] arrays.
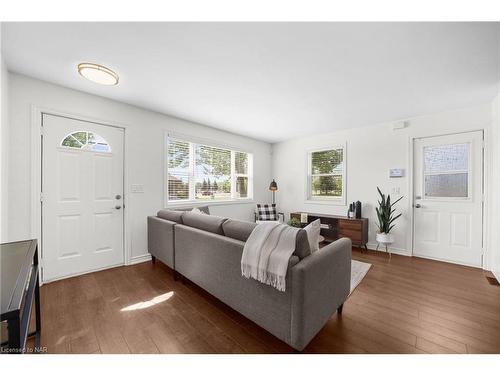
[[269, 179, 278, 204]]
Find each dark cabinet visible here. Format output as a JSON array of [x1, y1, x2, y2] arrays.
[[290, 212, 368, 250], [1, 239, 42, 354]]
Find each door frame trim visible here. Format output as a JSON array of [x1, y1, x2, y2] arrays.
[[30, 105, 133, 284], [409, 129, 486, 268]]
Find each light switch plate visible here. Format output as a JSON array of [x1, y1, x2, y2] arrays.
[[131, 184, 144, 193]]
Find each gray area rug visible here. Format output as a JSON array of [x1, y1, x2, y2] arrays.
[[350, 260, 372, 295]]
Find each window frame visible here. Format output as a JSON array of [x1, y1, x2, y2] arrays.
[[305, 144, 347, 205], [60, 130, 112, 153], [164, 132, 254, 207]]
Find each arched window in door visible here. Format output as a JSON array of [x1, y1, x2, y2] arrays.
[[61, 131, 111, 152]]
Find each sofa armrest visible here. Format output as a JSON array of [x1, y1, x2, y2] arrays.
[[147, 216, 176, 268], [290, 237, 352, 350]]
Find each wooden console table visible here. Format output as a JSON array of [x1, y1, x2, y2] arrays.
[[290, 212, 368, 250], [1, 239, 41, 354]]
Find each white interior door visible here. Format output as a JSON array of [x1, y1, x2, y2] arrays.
[[413, 131, 483, 267], [42, 114, 124, 282]]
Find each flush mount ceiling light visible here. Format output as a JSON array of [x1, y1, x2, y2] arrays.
[[77, 63, 119, 85]]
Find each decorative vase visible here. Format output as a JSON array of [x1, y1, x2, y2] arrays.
[[376, 232, 394, 258], [376, 232, 394, 244]]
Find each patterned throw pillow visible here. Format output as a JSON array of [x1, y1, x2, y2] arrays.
[[191, 207, 207, 215], [256, 204, 278, 221]]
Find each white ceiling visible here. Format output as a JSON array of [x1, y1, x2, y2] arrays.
[[2, 22, 500, 143]]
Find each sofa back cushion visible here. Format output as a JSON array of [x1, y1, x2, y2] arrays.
[[223, 219, 311, 259], [157, 209, 184, 223], [222, 219, 257, 242], [294, 229, 311, 259], [181, 211, 227, 235]]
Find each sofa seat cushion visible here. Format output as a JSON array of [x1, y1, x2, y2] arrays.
[[157, 209, 183, 223], [222, 219, 257, 242], [182, 211, 227, 235]]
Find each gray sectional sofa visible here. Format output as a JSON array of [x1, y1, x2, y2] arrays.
[[147, 206, 352, 351]]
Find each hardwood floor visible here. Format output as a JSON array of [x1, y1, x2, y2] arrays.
[[27, 248, 500, 354]]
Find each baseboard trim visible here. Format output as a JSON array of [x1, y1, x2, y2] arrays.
[[41, 254, 152, 285], [129, 253, 152, 265], [41, 262, 124, 285], [364, 242, 412, 257], [493, 270, 500, 284], [411, 252, 481, 268]]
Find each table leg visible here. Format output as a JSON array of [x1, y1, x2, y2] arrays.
[[34, 271, 42, 348], [7, 315, 21, 353]]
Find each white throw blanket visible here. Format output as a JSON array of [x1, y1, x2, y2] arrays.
[[241, 222, 299, 292]]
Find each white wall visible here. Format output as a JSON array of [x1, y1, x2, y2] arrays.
[[7, 73, 272, 261], [489, 93, 500, 280], [273, 104, 492, 257], [4, 72, 498, 271], [0, 27, 9, 243]]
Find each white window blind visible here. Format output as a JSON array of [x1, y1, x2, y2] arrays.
[[167, 139, 190, 201], [235, 151, 249, 199], [308, 147, 345, 201], [167, 136, 253, 203]]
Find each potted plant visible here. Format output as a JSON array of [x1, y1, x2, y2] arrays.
[[375, 187, 403, 247], [287, 217, 302, 228]]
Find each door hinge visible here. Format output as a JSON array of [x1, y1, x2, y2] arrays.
[[40, 126, 44, 136], [40, 192, 44, 203]]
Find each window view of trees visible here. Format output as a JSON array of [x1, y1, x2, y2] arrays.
[[195, 145, 231, 200], [195, 178, 231, 199], [310, 148, 344, 198], [167, 138, 252, 202]]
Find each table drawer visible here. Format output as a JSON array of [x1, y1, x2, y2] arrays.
[[338, 220, 362, 231], [338, 228, 362, 241]]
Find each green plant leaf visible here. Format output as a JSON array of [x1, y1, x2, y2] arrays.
[[375, 187, 403, 234], [392, 196, 404, 205], [388, 213, 402, 224]]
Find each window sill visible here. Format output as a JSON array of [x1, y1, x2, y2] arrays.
[[166, 199, 255, 209], [305, 199, 346, 206]]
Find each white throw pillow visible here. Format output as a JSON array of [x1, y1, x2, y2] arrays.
[[191, 207, 207, 215], [304, 219, 321, 253]]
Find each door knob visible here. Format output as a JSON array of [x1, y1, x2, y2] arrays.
[[414, 204, 422, 208], [115, 205, 122, 209], [115, 194, 122, 200]]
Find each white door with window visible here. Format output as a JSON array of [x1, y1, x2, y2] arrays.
[[413, 131, 483, 267], [42, 114, 124, 282]]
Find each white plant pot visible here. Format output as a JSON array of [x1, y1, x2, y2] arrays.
[[376, 232, 394, 245]]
